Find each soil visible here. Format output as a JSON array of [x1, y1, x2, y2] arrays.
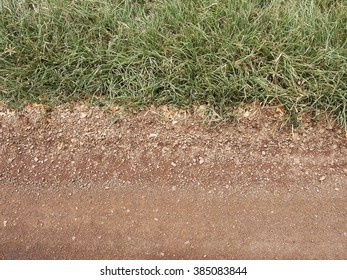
[[0, 103, 346, 260]]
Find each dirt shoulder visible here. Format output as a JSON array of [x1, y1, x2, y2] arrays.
[[0, 104, 346, 259]]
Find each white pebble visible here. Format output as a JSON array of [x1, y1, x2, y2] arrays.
[[198, 157, 204, 164]]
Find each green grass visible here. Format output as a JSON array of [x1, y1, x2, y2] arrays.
[[0, 0, 346, 127]]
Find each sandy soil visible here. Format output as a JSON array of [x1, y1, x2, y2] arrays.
[[0, 104, 346, 259]]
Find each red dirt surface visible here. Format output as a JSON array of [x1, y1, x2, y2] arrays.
[[0, 104, 346, 259]]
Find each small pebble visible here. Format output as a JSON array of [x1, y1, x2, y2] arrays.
[[148, 133, 158, 139]]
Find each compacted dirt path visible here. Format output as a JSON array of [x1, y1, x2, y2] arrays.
[[0, 104, 346, 259]]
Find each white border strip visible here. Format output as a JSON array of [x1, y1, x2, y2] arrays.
[[0, 260, 346, 280]]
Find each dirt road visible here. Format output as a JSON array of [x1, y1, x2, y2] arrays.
[[0, 104, 346, 259]]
